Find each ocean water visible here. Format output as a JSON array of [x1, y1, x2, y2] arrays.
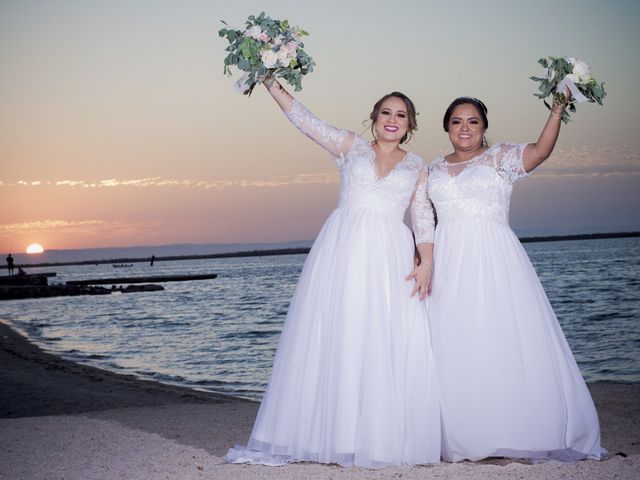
[[1, 237, 639, 401]]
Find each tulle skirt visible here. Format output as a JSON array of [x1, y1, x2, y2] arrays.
[[226, 204, 441, 467], [428, 217, 606, 462]]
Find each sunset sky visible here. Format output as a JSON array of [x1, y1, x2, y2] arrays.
[[1, 0, 639, 253]]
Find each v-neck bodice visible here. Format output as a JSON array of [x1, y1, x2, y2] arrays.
[[284, 99, 435, 243], [336, 137, 424, 218]]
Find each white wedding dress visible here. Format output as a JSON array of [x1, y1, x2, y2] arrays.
[[225, 100, 441, 467], [426, 143, 607, 462]]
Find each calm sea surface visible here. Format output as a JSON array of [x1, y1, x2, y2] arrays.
[[2, 237, 639, 400]]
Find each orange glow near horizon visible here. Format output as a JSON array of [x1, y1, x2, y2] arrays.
[[0, 2, 638, 251], [26, 243, 44, 254]]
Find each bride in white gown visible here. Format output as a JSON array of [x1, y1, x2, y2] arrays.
[[427, 94, 607, 462], [226, 78, 441, 467]]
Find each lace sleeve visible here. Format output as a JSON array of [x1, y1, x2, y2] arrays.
[[410, 163, 435, 244], [495, 143, 530, 184], [284, 99, 353, 161]]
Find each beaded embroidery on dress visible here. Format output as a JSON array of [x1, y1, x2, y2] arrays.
[[427, 143, 606, 462], [225, 100, 440, 467]]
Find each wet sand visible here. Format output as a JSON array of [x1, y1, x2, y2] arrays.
[[1, 319, 638, 479]]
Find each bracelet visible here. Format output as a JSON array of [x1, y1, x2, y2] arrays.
[[550, 109, 563, 120]]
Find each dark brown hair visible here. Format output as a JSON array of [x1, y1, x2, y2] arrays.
[[369, 92, 418, 144], [443, 97, 489, 132]]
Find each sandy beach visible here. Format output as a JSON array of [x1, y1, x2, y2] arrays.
[[1, 319, 638, 480]]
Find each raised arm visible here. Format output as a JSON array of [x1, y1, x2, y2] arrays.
[[407, 164, 435, 300], [264, 76, 295, 112], [522, 90, 570, 173], [264, 78, 354, 159]]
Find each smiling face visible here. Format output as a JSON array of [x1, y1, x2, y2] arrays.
[[446, 103, 487, 153], [371, 95, 414, 144]]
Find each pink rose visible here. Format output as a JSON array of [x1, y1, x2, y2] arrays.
[[284, 41, 298, 55]]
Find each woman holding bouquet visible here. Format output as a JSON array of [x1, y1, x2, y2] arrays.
[[426, 93, 606, 462], [226, 78, 441, 467]]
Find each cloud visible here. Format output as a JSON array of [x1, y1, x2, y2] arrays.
[[429, 144, 640, 178], [2, 145, 637, 189], [0, 219, 107, 233], [0, 173, 340, 190], [526, 144, 640, 178], [0, 219, 163, 237]]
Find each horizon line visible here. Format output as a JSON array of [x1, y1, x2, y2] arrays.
[[11, 231, 640, 268]]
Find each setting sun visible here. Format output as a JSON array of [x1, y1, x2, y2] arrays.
[[26, 243, 44, 254]]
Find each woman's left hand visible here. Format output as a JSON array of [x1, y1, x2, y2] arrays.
[[553, 86, 571, 110], [406, 262, 432, 300]]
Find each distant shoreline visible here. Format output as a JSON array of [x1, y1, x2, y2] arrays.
[[16, 231, 640, 268]]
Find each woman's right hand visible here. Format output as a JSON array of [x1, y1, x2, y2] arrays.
[[406, 261, 432, 301], [264, 75, 294, 112]]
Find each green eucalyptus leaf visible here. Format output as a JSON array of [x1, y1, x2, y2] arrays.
[[219, 12, 316, 94]]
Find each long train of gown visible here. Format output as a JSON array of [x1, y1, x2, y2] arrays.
[[426, 143, 607, 462], [225, 100, 441, 467]]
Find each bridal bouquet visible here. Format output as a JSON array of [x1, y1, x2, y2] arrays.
[[530, 56, 606, 123], [219, 12, 315, 96]]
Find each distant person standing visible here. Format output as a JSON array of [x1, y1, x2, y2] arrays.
[[6, 254, 14, 275], [150, 255, 155, 267]]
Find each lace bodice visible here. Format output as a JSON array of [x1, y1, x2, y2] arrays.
[[285, 100, 434, 243], [427, 143, 529, 226]]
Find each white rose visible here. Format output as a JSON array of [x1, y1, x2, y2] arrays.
[[244, 25, 262, 40], [260, 49, 278, 69], [276, 48, 290, 67], [572, 59, 591, 83], [563, 56, 577, 65]]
